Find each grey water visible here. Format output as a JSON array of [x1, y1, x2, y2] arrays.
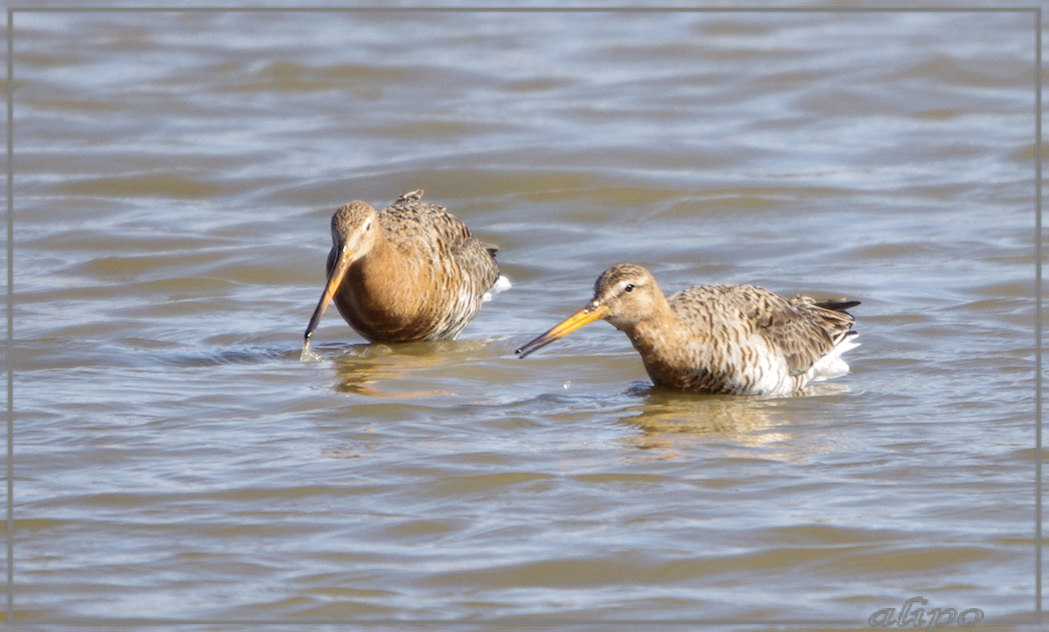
[[7, 7, 1040, 629]]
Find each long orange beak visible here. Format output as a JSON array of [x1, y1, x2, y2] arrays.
[[515, 303, 609, 358], [303, 246, 354, 349]]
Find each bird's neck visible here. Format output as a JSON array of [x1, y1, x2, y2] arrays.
[[620, 298, 684, 352]]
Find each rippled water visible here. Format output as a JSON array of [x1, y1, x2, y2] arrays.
[[6, 7, 1041, 629]]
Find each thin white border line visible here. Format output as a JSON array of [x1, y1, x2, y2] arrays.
[[5, 5, 15, 625], [4, 4, 1044, 12], [1033, 5, 1043, 625], [2, 4, 1040, 10], [4, 5, 1042, 627]]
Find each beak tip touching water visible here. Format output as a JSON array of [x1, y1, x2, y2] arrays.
[[300, 337, 323, 363], [302, 249, 354, 351]]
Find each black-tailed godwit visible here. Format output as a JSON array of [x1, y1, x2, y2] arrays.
[[303, 190, 501, 356], [516, 263, 858, 396]]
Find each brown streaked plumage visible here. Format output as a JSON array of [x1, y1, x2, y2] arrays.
[[515, 263, 859, 396], [302, 190, 500, 354]]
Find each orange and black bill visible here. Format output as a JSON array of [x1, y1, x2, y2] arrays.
[[303, 246, 353, 347], [514, 303, 609, 358]]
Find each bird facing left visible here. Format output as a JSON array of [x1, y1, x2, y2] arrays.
[[302, 190, 501, 359]]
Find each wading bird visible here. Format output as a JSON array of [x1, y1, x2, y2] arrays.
[[516, 263, 858, 396], [303, 190, 501, 357]]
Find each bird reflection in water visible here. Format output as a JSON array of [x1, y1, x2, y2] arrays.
[[324, 339, 493, 399], [619, 384, 851, 460]]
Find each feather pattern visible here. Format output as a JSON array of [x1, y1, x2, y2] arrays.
[[516, 263, 859, 396], [303, 190, 500, 347]]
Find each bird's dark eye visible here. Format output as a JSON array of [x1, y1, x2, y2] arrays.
[[624, 283, 635, 293]]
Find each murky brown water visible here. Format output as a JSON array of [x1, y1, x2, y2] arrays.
[[6, 7, 1041, 629]]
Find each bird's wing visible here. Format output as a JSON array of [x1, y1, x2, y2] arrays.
[[380, 191, 500, 292], [672, 284, 853, 376]]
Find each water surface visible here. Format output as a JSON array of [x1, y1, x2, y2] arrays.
[[7, 7, 1040, 629]]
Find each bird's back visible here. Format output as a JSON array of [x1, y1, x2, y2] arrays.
[[662, 283, 857, 394], [378, 190, 500, 296]]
